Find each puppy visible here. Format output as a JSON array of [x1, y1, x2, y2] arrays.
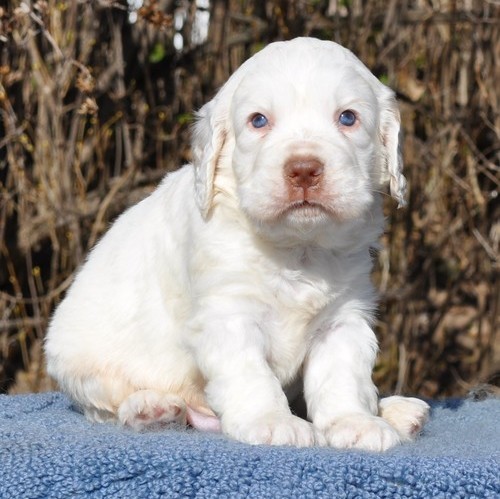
[[45, 37, 429, 450]]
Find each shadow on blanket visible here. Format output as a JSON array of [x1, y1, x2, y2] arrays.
[[1, 392, 498, 498]]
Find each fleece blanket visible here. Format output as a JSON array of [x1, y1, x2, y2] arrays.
[[0, 393, 498, 498]]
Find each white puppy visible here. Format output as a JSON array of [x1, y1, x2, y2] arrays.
[[45, 38, 429, 451]]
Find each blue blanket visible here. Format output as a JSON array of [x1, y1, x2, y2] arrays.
[[0, 392, 498, 498]]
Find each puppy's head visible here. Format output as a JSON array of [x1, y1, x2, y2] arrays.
[[192, 38, 406, 234]]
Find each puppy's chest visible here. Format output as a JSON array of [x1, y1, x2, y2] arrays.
[[262, 252, 340, 381], [270, 267, 332, 320]]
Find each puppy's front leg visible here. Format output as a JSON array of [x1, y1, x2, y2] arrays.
[[191, 315, 319, 447], [304, 317, 401, 451]]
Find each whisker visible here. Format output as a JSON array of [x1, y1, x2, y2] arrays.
[[370, 188, 392, 199]]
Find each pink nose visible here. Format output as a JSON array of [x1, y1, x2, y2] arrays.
[[284, 156, 324, 190]]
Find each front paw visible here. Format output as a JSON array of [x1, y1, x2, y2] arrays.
[[319, 413, 401, 451], [379, 396, 430, 441], [224, 413, 321, 447]]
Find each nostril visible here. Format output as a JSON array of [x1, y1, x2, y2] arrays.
[[284, 156, 324, 188]]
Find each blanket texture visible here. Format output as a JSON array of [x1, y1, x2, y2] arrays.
[[0, 392, 498, 498]]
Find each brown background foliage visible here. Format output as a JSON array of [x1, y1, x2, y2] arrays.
[[0, 0, 498, 397]]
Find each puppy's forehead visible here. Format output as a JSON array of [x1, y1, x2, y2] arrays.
[[234, 39, 372, 88], [233, 48, 375, 110], [244, 41, 349, 81], [255, 37, 351, 65]]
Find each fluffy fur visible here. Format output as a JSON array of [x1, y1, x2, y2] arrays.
[[45, 38, 428, 450]]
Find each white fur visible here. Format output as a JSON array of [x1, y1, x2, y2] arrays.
[[45, 38, 428, 450]]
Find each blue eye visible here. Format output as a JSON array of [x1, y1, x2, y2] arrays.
[[250, 113, 268, 128], [339, 110, 356, 127]]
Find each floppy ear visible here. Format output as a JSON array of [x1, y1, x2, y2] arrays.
[[191, 99, 227, 218], [346, 48, 407, 208], [191, 50, 265, 218], [379, 92, 407, 208]]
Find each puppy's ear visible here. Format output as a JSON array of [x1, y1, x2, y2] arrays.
[[192, 99, 227, 218], [379, 92, 407, 208], [191, 53, 261, 218]]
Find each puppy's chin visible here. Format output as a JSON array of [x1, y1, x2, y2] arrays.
[[245, 201, 354, 244], [277, 199, 369, 227], [280, 201, 332, 227]]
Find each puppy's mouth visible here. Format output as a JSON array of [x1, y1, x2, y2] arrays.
[[282, 200, 330, 219], [288, 200, 325, 211], [290, 200, 318, 207]]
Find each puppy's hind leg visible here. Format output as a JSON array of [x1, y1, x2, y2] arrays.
[[118, 390, 187, 431], [55, 369, 187, 430], [379, 396, 430, 441]]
